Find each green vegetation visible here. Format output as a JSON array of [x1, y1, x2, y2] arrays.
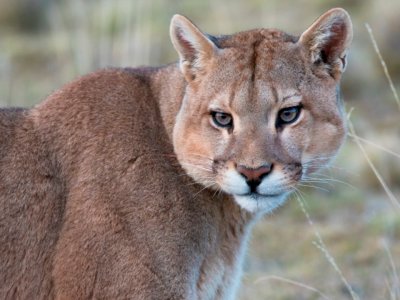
[[1, 0, 399, 299]]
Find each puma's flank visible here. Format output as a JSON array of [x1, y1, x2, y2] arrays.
[[0, 8, 352, 299]]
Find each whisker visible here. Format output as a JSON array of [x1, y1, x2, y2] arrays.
[[302, 155, 335, 163], [191, 182, 217, 200], [301, 179, 335, 188], [296, 183, 331, 193], [185, 179, 214, 187], [303, 176, 357, 190], [190, 153, 214, 161], [212, 185, 224, 199], [180, 162, 213, 173]]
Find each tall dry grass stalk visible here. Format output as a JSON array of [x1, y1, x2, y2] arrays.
[[365, 23, 400, 112], [254, 275, 329, 299], [347, 133, 400, 160], [345, 23, 400, 299], [383, 239, 400, 299], [348, 117, 400, 211], [347, 24, 400, 210], [295, 193, 360, 300]]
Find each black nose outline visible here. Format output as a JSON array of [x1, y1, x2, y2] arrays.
[[246, 179, 261, 193]]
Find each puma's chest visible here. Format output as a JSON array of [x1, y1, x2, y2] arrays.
[[195, 226, 251, 300], [195, 258, 242, 300]]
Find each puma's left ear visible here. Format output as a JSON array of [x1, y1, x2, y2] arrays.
[[299, 8, 353, 78], [170, 14, 218, 82]]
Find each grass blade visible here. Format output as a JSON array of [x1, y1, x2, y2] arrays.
[[365, 23, 400, 112]]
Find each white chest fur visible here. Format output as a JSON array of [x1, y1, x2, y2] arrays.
[[195, 221, 253, 300]]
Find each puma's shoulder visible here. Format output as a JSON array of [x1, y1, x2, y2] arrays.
[[31, 67, 171, 155]]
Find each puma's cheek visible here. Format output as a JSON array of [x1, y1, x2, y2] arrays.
[[314, 122, 345, 154], [280, 129, 309, 160], [303, 121, 346, 174]]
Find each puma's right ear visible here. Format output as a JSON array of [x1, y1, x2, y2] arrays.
[[299, 8, 353, 79], [170, 15, 218, 81]]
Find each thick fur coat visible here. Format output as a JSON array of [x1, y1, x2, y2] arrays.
[[0, 8, 352, 299]]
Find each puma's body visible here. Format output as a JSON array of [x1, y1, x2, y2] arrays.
[[1, 67, 249, 299], [0, 9, 352, 300]]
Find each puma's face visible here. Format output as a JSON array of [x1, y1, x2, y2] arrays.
[[170, 9, 352, 213]]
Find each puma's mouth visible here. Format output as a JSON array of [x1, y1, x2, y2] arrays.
[[216, 168, 296, 213], [239, 191, 284, 198]]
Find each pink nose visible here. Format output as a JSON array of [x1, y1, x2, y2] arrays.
[[237, 164, 272, 182]]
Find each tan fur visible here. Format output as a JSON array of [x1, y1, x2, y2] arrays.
[[0, 8, 352, 299]]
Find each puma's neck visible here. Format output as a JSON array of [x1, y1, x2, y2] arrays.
[[147, 63, 256, 299], [195, 193, 255, 300], [148, 63, 186, 141]]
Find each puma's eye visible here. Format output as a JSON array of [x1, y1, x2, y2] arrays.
[[277, 106, 302, 126], [211, 111, 233, 128]]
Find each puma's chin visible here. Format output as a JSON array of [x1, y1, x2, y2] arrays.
[[233, 192, 290, 214]]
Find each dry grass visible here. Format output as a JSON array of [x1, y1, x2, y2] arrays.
[[346, 24, 400, 298], [365, 24, 400, 112]]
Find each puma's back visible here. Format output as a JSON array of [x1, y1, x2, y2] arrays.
[[0, 106, 65, 298], [0, 8, 352, 300], [1, 69, 197, 299]]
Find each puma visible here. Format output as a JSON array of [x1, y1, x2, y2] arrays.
[[0, 8, 352, 299]]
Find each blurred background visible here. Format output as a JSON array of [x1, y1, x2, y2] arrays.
[[0, 0, 399, 299]]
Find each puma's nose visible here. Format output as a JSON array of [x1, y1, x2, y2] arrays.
[[237, 164, 273, 192], [237, 164, 272, 181]]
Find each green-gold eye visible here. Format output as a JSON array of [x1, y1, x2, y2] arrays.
[[211, 111, 233, 128], [277, 105, 302, 126]]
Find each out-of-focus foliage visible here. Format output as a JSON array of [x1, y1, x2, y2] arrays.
[[0, 0, 399, 299]]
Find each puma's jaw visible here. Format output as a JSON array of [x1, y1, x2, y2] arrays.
[[233, 194, 289, 214]]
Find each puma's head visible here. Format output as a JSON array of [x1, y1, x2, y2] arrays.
[[170, 8, 353, 213]]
